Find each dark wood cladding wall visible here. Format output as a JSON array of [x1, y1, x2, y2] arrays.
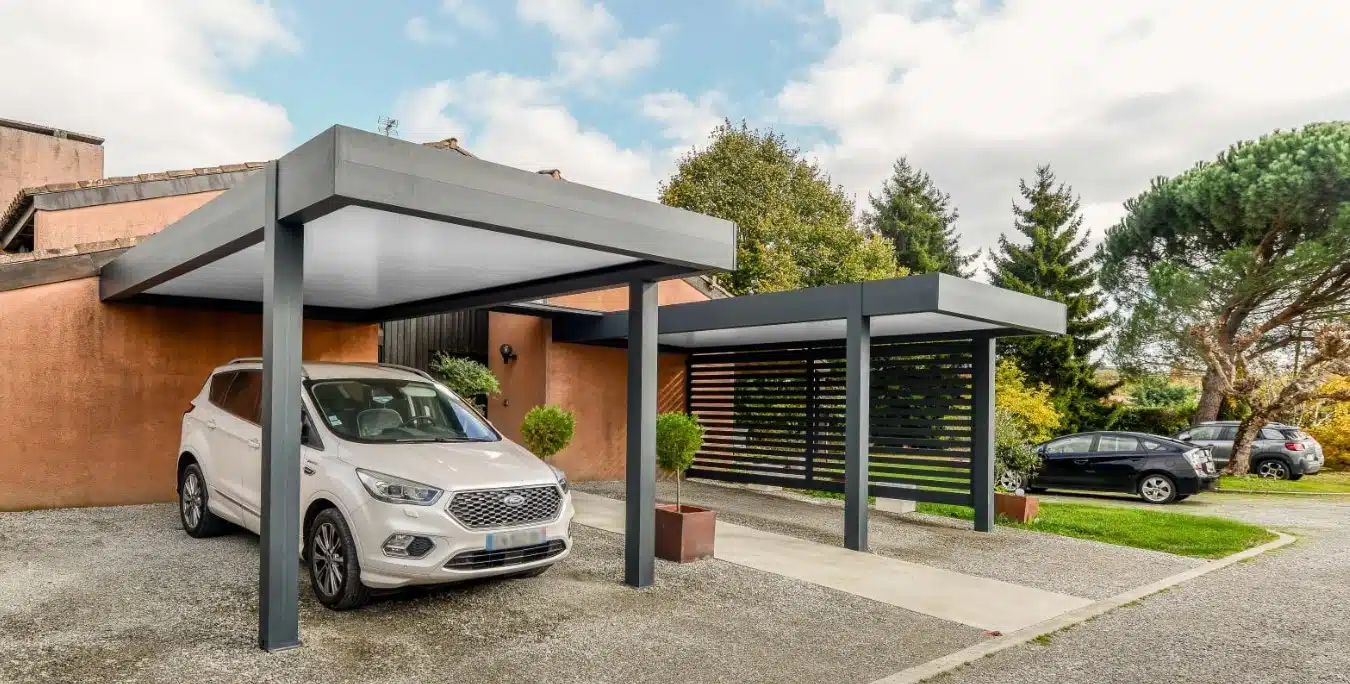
[[379, 309, 489, 370], [685, 338, 976, 505]]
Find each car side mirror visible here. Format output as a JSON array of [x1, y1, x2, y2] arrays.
[[1179, 434, 1192, 442]]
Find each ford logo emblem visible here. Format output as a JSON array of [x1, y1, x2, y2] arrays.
[[502, 494, 526, 507]]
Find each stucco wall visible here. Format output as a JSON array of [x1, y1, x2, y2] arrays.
[[486, 312, 550, 445], [545, 344, 687, 481], [548, 278, 710, 312], [0, 278, 378, 511], [33, 191, 221, 251], [0, 125, 103, 209]]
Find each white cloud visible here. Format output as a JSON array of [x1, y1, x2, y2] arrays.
[[394, 74, 663, 199], [406, 1, 496, 46], [404, 16, 435, 43], [442, 0, 496, 35], [777, 0, 1350, 258], [516, 0, 662, 85], [0, 0, 295, 176], [641, 90, 726, 153]]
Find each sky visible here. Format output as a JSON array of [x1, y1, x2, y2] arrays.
[[4, 0, 1350, 271]]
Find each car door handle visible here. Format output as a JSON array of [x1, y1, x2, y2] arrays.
[[303, 460, 317, 476], [1073, 459, 1089, 464], [247, 438, 261, 449]]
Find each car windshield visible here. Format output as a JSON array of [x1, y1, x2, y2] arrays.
[[307, 378, 499, 444]]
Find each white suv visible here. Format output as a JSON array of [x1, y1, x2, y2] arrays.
[[176, 359, 573, 610]]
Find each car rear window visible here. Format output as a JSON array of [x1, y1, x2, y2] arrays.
[[1281, 429, 1309, 440]]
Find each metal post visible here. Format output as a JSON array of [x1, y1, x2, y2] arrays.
[[844, 304, 871, 551], [971, 336, 996, 533], [625, 280, 658, 587], [803, 347, 817, 489], [258, 161, 305, 651]]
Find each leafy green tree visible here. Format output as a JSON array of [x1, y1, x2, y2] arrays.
[[1100, 122, 1350, 473], [987, 165, 1112, 432], [863, 157, 976, 276], [660, 120, 902, 294]]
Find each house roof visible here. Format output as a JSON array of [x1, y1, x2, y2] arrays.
[[0, 117, 103, 145]]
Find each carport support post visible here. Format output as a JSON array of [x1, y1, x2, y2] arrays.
[[625, 279, 657, 588], [971, 336, 996, 533], [258, 161, 305, 651], [844, 304, 871, 552]]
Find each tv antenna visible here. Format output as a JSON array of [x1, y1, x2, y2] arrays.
[[377, 116, 400, 137]]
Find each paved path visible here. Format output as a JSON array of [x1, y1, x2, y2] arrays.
[[573, 491, 1093, 632], [924, 493, 1350, 684]]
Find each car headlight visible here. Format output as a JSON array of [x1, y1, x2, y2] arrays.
[[549, 464, 570, 494], [356, 469, 442, 505]]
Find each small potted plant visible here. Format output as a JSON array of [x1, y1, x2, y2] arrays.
[[520, 405, 575, 462], [654, 412, 714, 563], [992, 410, 1042, 523]]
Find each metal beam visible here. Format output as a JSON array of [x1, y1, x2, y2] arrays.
[[625, 279, 657, 588], [843, 299, 871, 552], [970, 336, 996, 533], [258, 162, 304, 651]]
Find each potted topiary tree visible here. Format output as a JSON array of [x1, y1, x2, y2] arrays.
[[429, 353, 500, 413], [654, 412, 714, 563], [520, 404, 575, 462], [993, 409, 1043, 523]]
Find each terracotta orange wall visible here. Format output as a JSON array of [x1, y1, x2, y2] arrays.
[[486, 312, 549, 444], [0, 278, 378, 511], [544, 343, 687, 480], [33, 191, 222, 251], [548, 278, 709, 312], [0, 126, 103, 210]]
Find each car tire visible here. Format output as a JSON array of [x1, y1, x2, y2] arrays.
[[179, 463, 230, 538], [1138, 473, 1178, 504], [505, 565, 551, 579], [1254, 459, 1291, 480], [308, 508, 371, 611]]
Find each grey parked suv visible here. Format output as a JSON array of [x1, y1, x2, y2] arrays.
[[1174, 421, 1324, 480]]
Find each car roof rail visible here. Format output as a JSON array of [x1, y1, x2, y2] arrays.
[[345, 362, 436, 382], [226, 356, 263, 365]]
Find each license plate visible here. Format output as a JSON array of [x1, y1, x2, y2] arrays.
[[485, 528, 545, 551]]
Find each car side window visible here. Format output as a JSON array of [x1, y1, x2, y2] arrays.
[[220, 371, 262, 424], [1141, 439, 1171, 452], [1259, 428, 1282, 441], [1219, 426, 1238, 441], [1045, 435, 1094, 454], [1188, 425, 1223, 440], [1095, 434, 1141, 452], [208, 371, 237, 407]]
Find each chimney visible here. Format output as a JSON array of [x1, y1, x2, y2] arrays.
[[0, 117, 105, 210]]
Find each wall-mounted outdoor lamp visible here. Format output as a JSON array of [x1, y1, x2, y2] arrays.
[[499, 343, 518, 365]]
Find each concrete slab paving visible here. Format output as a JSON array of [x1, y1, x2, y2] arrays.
[[573, 491, 1093, 633]]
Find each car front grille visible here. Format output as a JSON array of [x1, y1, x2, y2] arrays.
[[445, 540, 567, 571], [447, 485, 562, 530]]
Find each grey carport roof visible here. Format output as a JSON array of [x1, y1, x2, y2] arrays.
[[99, 125, 736, 318], [554, 273, 1067, 349]]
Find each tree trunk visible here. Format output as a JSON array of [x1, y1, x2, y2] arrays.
[[676, 473, 682, 510], [1226, 415, 1265, 476], [1194, 368, 1225, 424]]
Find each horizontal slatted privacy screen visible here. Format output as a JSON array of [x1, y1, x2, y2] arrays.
[[685, 339, 976, 506]]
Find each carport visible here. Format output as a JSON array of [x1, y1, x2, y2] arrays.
[[554, 275, 1066, 550], [97, 125, 736, 651]]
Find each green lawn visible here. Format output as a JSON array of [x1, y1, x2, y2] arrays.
[[917, 501, 1277, 559], [1217, 471, 1350, 494]]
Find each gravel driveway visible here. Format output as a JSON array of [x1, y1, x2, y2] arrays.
[[0, 503, 980, 684], [928, 493, 1350, 684]]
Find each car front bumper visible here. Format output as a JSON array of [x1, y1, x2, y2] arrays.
[[347, 494, 575, 589]]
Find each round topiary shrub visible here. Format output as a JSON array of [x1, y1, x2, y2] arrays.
[[520, 405, 575, 461], [656, 412, 705, 508]]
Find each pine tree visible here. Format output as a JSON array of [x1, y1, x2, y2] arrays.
[[987, 165, 1112, 431], [863, 157, 976, 277]]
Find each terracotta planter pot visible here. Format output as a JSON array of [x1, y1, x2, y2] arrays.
[[994, 492, 1039, 523], [654, 504, 716, 563]]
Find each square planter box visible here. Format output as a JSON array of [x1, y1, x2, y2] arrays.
[[994, 492, 1039, 523], [655, 504, 716, 563]]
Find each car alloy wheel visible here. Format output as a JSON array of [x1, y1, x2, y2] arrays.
[[1140, 475, 1174, 503], [180, 470, 203, 529], [311, 522, 346, 598], [1256, 460, 1290, 480], [997, 470, 1026, 491]]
